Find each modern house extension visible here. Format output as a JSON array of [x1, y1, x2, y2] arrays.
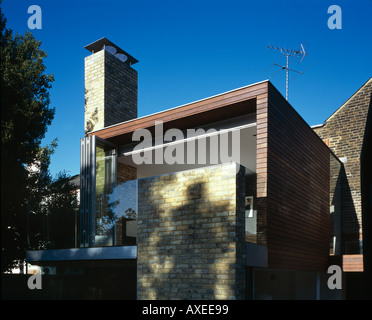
[[25, 38, 371, 300]]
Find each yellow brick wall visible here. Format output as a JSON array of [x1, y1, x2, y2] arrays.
[[137, 163, 246, 300], [84, 50, 137, 134]]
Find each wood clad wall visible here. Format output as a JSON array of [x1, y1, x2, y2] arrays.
[[256, 89, 269, 246], [342, 254, 364, 272], [266, 83, 331, 271]]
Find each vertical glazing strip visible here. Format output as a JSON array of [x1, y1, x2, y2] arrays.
[[80, 135, 118, 248], [79, 135, 96, 248], [112, 147, 118, 245], [89, 135, 97, 247], [79, 138, 86, 247]]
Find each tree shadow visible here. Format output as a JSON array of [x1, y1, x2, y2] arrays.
[[84, 88, 98, 135], [137, 164, 246, 300]]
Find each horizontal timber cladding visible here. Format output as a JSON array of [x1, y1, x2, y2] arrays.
[[255, 89, 269, 247], [342, 254, 364, 272], [266, 83, 331, 271], [256, 91, 269, 200], [137, 163, 246, 300]]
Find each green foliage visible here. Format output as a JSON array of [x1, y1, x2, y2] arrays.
[[0, 6, 61, 272], [28, 169, 79, 250], [1, 10, 55, 165]]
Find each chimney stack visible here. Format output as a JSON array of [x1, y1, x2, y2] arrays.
[[84, 37, 138, 134]]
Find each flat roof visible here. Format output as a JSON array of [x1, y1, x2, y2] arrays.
[[89, 80, 269, 146], [84, 37, 139, 65]]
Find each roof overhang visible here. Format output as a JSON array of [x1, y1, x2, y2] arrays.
[[88, 80, 269, 146]]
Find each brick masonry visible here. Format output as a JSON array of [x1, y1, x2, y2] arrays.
[[84, 49, 137, 134], [313, 77, 372, 252], [117, 161, 137, 184], [137, 163, 246, 300], [329, 152, 343, 255], [85, 50, 105, 132]]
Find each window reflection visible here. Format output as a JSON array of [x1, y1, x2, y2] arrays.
[[115, 179, 138, 245], [94, 144, 138, 246], [245, 174, 257, 243], [94, 144, 116, 246]]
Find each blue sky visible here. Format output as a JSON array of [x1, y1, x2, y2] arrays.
[[2, 0, 372, 177]]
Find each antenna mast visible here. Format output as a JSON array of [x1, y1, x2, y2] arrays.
[[266, 44, 309, 101]]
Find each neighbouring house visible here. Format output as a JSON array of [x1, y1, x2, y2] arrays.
[[24, 38, 371, 300], [312, 77, 372, 299]]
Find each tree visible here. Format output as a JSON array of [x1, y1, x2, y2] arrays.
[[28, 165, 79, 251], [1, 5, 55, 272], [45, 171, 79, 249]]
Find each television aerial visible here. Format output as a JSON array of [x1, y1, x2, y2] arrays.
[[266, 44, 309, 101]]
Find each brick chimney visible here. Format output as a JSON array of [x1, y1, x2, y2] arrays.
[[84, 37, 138, 134]]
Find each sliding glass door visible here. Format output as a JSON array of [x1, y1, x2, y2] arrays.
[[80, 136, 117, 247]]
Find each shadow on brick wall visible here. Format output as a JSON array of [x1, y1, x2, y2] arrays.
[[339, 164, 361, 254], [361, 89, 372, 298], [137, 164, 246, 300]]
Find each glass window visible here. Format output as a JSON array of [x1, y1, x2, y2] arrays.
[[115, 179, 138, 246], [94, 143, 116, 246], [80, 136, 138, 247]]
